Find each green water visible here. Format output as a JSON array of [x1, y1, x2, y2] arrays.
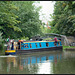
[[0, 50, 75, 74]]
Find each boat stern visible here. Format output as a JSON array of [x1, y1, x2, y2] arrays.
[[5, 50, 16, 55]]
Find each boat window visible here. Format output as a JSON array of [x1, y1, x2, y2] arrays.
[[36, 39, 38, 41], [58, 42, 60, 45], [54, 42, 57, 46], [30, 43, 32, 48], [18, 42, 20, 49], [46, 43, 49, 47], [35, 43, 37, 47], [25, 44, 28, 48], [39, 43, 41, 47]]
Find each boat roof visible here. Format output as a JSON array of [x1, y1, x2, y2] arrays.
[[22, 40, 60, 43]]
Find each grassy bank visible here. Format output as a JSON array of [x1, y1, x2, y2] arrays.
[[63, 45, 75, 51]]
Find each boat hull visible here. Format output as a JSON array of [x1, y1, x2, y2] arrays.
[[5, 50, 16, 55], [5, 46, 63, 55], [16, 46, 63, 55], [5, 52, 16, 55]]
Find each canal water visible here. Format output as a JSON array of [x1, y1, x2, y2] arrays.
[[0, 50, 75, 74]]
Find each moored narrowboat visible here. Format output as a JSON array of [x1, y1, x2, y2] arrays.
[[5, 39, 63, 55]]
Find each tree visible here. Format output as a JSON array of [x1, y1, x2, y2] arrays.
[[49, 1, 75, 36], [0, 1, 21, 39], [12, 1, 42, 39]]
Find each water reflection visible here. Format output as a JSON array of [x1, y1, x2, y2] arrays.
[[53, 51, 75, 74], [19, 54, 62, 65], [18, 52, 62, 74], [63, 51, 75, 59], [6, 57, 17, 73], [1, 51, 75, 74]]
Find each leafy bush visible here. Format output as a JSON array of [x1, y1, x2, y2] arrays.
[[21, 36, 29, 41]]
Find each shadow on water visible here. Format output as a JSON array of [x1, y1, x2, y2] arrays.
[[0, 50, 75, 74]]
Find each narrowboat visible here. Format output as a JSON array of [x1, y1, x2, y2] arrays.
[[5, 39, 63, 55]]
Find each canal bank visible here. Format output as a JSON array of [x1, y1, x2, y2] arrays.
[[63, 45, 75, 51]]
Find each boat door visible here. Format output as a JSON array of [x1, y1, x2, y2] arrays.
[[18, 42, 20, 50], [18, 40, 24, 50]]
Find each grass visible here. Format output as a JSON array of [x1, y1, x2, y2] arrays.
[[63, 45, 75, 51]]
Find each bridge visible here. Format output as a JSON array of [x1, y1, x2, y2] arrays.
[[31, 33, 75, 46]]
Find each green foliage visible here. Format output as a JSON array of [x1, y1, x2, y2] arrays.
[[0, 32, 3, 44], [0, 1, 42, 39], [0, 1, 21, 38], [0, 1, 43, 52], [12, 1, 42, 38], [50, 1, 75, 36], [63, 45, 75, 50], [0, 31, 4, 50], [40, 22, 51, 34], [21, 36, 29, 41]]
